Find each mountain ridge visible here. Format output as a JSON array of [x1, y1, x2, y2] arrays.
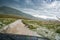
[[0, 6, 37, 20], [0, 6, 59, 21]]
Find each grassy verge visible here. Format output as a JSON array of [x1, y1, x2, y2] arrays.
[[0, 18, 17, 29], [22, 19, 60, 33]]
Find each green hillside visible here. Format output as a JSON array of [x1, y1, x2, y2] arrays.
[[0, 14, 30, 20], [0, 6, 36, 20]]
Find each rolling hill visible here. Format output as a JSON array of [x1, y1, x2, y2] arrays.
[[0, 6, 37, 20]]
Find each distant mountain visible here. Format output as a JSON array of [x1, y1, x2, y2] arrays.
[[0, 6, 37, 19], [0, 6, 58, 21], [0, 0, 60, 21]]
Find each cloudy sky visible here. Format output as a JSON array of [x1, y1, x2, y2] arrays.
[[0, 0, 60, 20]]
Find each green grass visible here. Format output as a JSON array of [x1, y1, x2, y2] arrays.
[[22, 19, 60, 33], [22, 20, 39, 29], [56, 28, 60, 33], [22, 19, 60, 40], [0, 18, 17, 29], [28, 25, 37, 29]]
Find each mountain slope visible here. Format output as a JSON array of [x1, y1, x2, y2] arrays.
[[0, 6, 36, 19]]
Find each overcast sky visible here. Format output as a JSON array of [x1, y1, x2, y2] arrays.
[[0, 0, 60, 20]]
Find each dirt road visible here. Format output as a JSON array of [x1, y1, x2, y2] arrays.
[[2, 19, 40, 37]]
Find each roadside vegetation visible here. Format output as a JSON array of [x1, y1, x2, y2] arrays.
[[0, 14, 30, 29], [0, 18, 17, 29], [22, 19, 60, 32], [22, 19, 60, 40]]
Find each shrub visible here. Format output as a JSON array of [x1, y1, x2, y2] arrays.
[[56, 29, 60, 33], [28, 25, 37, 29]]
